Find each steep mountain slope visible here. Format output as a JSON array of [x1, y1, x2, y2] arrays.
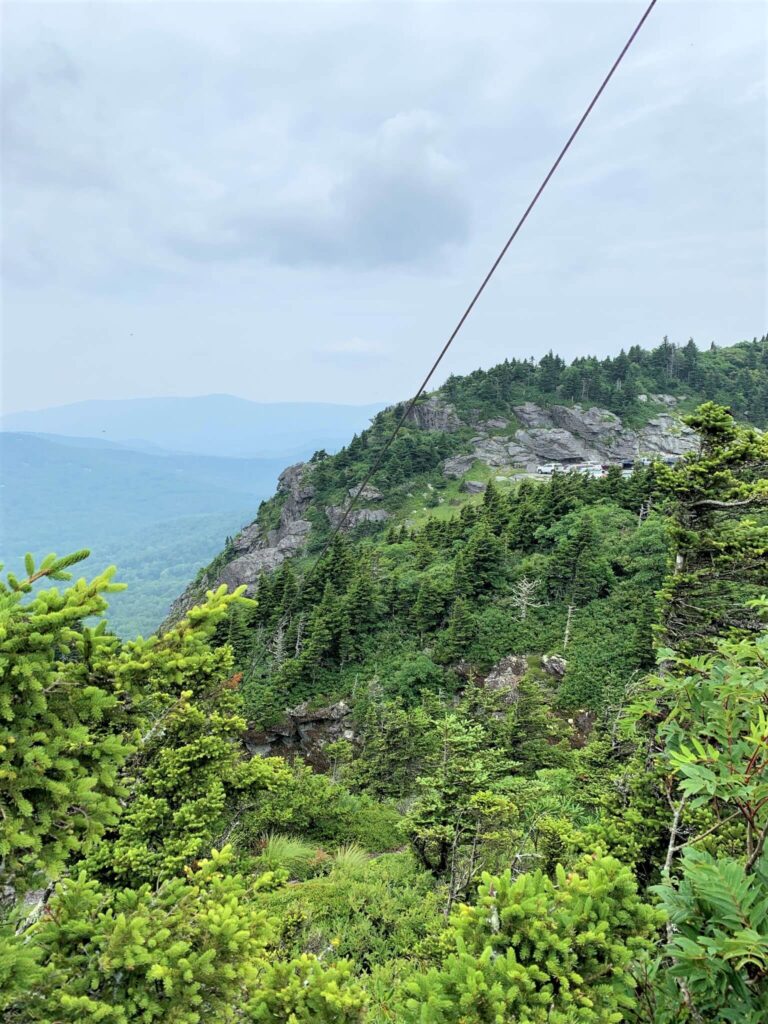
[[4, 352, 767, 1022], [1, 396, 384, 458]]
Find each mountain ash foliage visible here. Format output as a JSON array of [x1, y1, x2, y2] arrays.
[[1, 373, 767, 1020]]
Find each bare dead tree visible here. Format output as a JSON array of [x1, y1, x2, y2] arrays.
[[509, 575, 544, 621], [270, 615, 288, 667], [563, 603, 575, 649]]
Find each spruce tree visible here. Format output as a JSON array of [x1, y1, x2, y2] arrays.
[[656, 402, 768, 653], [0, 551, 132, 893]]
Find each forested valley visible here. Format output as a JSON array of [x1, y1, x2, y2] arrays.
[[2, 337, 768, 1023]]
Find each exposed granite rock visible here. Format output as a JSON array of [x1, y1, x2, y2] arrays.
[[461, 480, 486, 494], [542, 654, 567, 679], [170, 396, 699, 624], [637, 414, 697, 456], [549, 406, 636, 461], [348, 484, 383, 501], [482, 655, 528, 706], [513, 402, 554, 428], [514, 427, 599, 463], [405, 396, 463, 432], [442, 454, 477, 478], [472, 437, 514, 467], [165, 461, 316, 621], [441, 403, 698, 479], [218, 464, 315, 591], [325, 506, 390, 530], [504, 441, 532, 465], [563, 708, 596, 748], [243, 700, 356, 770]]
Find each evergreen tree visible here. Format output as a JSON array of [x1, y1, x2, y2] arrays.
[[454, 523, 506, 598], [434, 597, 476, 664], [86, 585, 292, 887], [656, 402, 768, 653], [402, 854, 661, 1023], [545, 509, 613, 605], [0, 551, 132, 893], [2, 846, 365, 1024], [402, 712, 497, 879]]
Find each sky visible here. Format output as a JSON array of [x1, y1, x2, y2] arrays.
[[1, 0, 766, 414]]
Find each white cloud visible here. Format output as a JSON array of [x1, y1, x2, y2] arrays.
[[0, 0, 765, 412]]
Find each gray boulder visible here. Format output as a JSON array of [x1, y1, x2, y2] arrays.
[[348, 484, 383, 501], [549, 406, 637, 461], [638, 415, 697, 456], [513, 428, 596, 463], [473, 437, 513, 466], [442, 454, 477, 478], [244, 700, 357, 770], [165, 461, 317, 619], [542, 654, 567, 679], [513, 402, 554, 428], [325, 506, 390, 530], [461, 480, 487, 494]]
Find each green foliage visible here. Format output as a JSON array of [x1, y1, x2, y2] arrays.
[[656, 402, 768, 654], [249, 955, 366, 1023], [0, 551, 132, 892], [401, 853, 661, 1023], [4, 847, 270, 1022], [82, 584, 295, 887], [236, 759, 403, 852], [2, 845, 365, 1024], [7, 381, 768, 1019], [652, 848, 768, 1022], [440, 336, 768, 425], [254, 852, 443, 972], [626, 606, 768, 1018], [256, 832, 325, 880]]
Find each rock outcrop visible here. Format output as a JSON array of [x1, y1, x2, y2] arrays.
[[405, 396, 463, 432], [348, 484, 383, 501], [243, 700, 356, 770], [218, 463, 314, 592], [440, 401, 697, 477], [325, 506, 390, 530], [169, 394, 698, 618], [165, 461, 316, 619], [442, 454, 478, 479], [482, 655, 528, 706], [542, 654, 567, 679]]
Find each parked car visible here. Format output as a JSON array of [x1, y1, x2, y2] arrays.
[[536, 463, 557, 475]]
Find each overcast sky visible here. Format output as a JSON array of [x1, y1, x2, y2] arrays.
[[1, 0, 766, 414]]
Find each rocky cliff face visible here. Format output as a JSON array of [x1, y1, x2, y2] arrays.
[[167, 457, 390, 618], [166, 462, 316, 619]]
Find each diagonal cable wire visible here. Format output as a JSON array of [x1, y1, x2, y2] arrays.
[[304, 0, 659, 584]]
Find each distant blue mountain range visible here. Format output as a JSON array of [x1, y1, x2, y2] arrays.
[[0, 396, 385, 636], [1, 395, 384, 458]]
